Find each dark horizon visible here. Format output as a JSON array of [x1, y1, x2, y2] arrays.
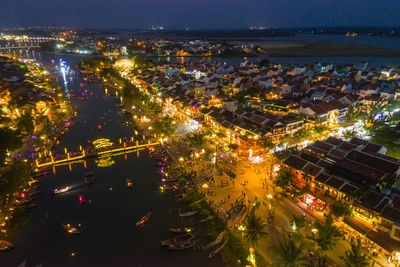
[[0, 0, 399, 30]]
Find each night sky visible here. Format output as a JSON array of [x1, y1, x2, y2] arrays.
[[0, 0, 399, 29]]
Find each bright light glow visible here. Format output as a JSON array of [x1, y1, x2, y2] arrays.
[[250, 156, 264, 164]]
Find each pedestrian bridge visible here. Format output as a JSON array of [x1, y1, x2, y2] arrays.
[[35, 137, 161, 168], [0, 45, 40, 50]]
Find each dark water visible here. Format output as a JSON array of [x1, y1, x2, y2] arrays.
[[2, 54, 223, 267]]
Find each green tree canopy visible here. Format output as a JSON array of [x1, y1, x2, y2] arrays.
[[0, 128, 23, 166], [274, 167, 294, 191], [16, 113, 34, 135], [272, 235, 307, 267], [329, 202, 353, 219], [340, 238, 373, 267], [153, 116, 175, 137], [310, 216, 341, 252], [186, 132, 206, 148], [243, 210, 268, 245]]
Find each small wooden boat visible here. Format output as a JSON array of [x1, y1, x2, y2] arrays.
[[0, 240, 14, 251], [168, 239, 196, 250], [53, 186, 70, 195], [62, 224, 80, 234], [170, 227, 193, 234], [84, 171, 94, 177], [161, 233, 196, 246], [84, 173, 95, 185], [136, 212, 151, 227], [23, 202, 38, 209], [126, 178, 133, 188], [179, 210, 199, 217], [161, 177, 176, 182]]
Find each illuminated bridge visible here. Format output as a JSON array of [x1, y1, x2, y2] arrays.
[[0, 45, 40, 50], [35, 137, 162, 168]]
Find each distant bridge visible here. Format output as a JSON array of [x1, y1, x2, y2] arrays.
[[35, 137, 161, 168], [0, 45, 40, 50]]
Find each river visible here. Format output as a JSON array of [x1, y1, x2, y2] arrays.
[[2, 53, 223, 267]]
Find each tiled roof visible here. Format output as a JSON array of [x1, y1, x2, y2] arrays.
[[302, 162, 323, 177], [299, 152, 320, 164], [283, 155, 308, 171], [315, 172, 330, 183], [358, 190, 388, 213], [380, 206, 400, 225], [325, 176, 346, 190], [325, 137, 342, 146], [346, 150, 400, 176], [311, 140, 334, 153]]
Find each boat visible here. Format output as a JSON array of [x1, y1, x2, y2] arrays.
[[168, 239, 196, 250], [126, 178, 133, 188], [179, 210, 199, 217], [23, 202, 38, 209], [0, 240, 14, 251], [161, 233, 196, 246], [84, 172, 95, 185], [136, 212, 151, 227], [62, 224, 80, 234], [84, 171, 94, 177], [53, 186, 70, 195], [170, 227, 193, 234]]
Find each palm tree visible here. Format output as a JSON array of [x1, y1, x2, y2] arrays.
[[310, 216, 341, 252], [340, 238, 372, 267], [243, 210, 268, 245], [272, 235, 307, 267], [365, 101, 386, 128], [307, 254, 329, 267]]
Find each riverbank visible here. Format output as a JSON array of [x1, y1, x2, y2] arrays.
[[3, 53, 225, 266], [0, 56, 74, 237], [262, 40, 400, 57], [78, 61, 252, 265]]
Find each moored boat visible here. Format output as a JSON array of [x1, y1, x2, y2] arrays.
[[136, 212, 151, 227], [179, 210, 199, 217], [168, 239, 196, 250], [53, 186, 70, 195], [170, 227, 193, 234], [161, 233, 196, 246], [126, 178, 133, 188], [0, 240, 14, 251], [62, 224, 80, 234]]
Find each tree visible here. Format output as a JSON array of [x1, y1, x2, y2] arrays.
[[0, 128, 22, 166], [291, 215, 309, 232], [329, 202, 353, 219], [259, 138, 276, 150], [340, 238, 373, 267], [243, 210, 268, 245], [307, 254, 329, 267], [345, 105, 363, 123], [259, 59, 270, 68], [274, 168, 294, 191], [381, 174, 400, 189], [16, 113, 34, 135], [132, 55, 153, 68], [370, 125, 400, 158], [364, 101, 386, 128], [310, 216, 341, 252], [153, 116, 175, 137], [273, 146, 300, 161], [186, 132, 206, 148], [294, 127, 313, 142], [342, 129, 358, 140], [272, 235, 307, 267]]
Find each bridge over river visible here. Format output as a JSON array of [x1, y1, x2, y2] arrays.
[[35, 137, 162, 168]]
